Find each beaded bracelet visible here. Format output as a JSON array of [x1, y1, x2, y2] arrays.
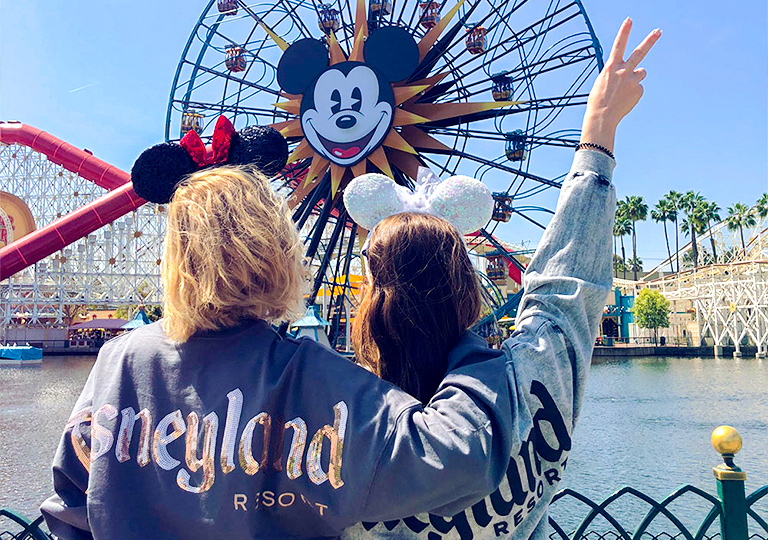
[[576, 142, 615, 160]]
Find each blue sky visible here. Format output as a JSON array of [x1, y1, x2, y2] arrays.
[[1, 0, 766, 267]]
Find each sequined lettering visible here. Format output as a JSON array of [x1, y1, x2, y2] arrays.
[[91, 404, 118, 462], [66, 407, 93, 472], [306, 401, 347, 488], [238, 412, 270, 475], [115, 407, 136, 463], [60, 390, 350, 499], [285, 418, 307, 480], [178, 411, 219, 493], [153, 410, 186, 470], [220, 389, 243, 475], [136, 408, 153, 467]]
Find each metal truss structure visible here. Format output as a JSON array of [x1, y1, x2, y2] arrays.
[[0, 143, 165, 325], [642, 225, 768, 355]]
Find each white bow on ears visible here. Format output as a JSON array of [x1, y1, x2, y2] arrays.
[[342, 167, 494, 235]]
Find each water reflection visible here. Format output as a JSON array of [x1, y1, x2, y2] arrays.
[[0, 355, 765, 531]]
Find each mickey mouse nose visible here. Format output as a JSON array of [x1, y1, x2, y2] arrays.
[[336, 115, 357, 129]]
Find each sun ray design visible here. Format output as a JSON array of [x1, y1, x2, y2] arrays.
[[383, 131, 418, 155], [328, 33, 347, 65], [271, 0, 518, 200], [304, 155, 330, 187], [399, 126, 453, 153], [273, 99, 301, 115], [287, 140, 314, 164]]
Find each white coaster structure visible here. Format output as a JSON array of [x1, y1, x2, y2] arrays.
[[0, 141, 165, 326], [641, 224, 768, 356]]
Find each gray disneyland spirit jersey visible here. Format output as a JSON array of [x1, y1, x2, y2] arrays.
[[41, 149, 615, 540], [343, 149, 616, 540]]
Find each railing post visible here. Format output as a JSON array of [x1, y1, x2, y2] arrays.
[[711, 425, 749, 540]]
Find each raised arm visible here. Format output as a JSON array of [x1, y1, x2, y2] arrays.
[[354, 21, 660, 530]]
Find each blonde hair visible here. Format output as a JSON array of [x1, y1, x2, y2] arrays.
[[161, 166, 308, 342]]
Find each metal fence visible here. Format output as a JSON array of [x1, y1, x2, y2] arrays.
[[549, 426, 767, 540], [1, 428, 765, 539]]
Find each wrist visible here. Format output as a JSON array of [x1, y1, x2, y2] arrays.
[[580, 112, 618, 153]]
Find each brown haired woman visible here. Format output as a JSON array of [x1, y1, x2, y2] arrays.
[[345, 19, 660, 540], [353, 212, 483, 404]]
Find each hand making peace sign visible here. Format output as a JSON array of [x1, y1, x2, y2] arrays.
[[581, 19, 662, 153]]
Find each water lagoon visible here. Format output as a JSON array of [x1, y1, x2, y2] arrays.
[[0, 354, 766, 530]]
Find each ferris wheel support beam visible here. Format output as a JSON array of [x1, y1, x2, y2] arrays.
[[573, 0, 605, 70], [447, 149, 561, 188]]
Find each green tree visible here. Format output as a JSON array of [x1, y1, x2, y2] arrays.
[[726, 202, 757, 252], [115, 304, 163, 322], [632, 289, 670, 345], [701, 201, 721, 263], [614, 202, 631, 279], [626, 256, 643, 273], [679, 191, 707, 268], [623, 195, 648, 280], [613, 254, 627, 274], [755, 193, 768, 220], [651, 198, 676, 273], [665, 191, 682, 272]]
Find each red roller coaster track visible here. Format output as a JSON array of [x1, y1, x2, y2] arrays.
[[0, 122, 147, 280]]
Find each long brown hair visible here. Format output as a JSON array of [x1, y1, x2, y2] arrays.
[[352, 213, 482, 403]]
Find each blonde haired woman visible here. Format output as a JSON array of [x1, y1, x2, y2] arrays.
[[41, 129, 514, 540]]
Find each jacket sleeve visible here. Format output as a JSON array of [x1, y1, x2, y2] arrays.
[[355, 150, 615, 525], [506, 148, 615, 423], [40, 370, 96, 540], [356, 331, 514, 522]]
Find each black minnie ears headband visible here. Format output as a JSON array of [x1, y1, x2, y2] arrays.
[[131, 115, 288, 204]]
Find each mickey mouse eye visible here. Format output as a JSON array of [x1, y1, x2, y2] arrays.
[[331, 89, 342, 115], [351, 87, 362, 112]]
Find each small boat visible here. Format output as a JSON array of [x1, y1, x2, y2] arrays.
[[0, 345, 43, 366]]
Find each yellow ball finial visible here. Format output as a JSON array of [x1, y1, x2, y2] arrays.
[[711, 425, 742, 455]]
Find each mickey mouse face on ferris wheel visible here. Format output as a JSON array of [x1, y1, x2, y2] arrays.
[[277, 26, 420, 167]]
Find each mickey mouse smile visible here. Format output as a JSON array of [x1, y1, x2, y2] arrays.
[[308, 113, 387, 162]]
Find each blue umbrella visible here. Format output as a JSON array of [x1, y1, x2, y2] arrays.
[[121, 309, 151, 329]]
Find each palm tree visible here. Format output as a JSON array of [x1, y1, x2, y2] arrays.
[[651, 199, 676, 273], [679, 191, 706, 268], [665, 191, 682, 272], [727, 203, 757, 252], [701, 201, 721, 263], [614, 202, 631, 279], [623, 195, 648, 280], [755, 193, 768, 221], [627, 256, 643, 274]]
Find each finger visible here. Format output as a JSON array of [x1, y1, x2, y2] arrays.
[[626, 29, 662, 68], [608, 18, 633, 64], [634, 68, 647, 82]]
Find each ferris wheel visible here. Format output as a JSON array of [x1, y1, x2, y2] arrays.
[[167, 0, 603, 345]]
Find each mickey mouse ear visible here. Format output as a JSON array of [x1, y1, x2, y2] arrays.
[[430, 175, 494, 234], [131, 143, 197, 204], [343, 173, 404, 231], [228, 125, 288, 177]]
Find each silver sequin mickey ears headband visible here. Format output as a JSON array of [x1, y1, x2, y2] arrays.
[[342, 167, 494, 235]]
